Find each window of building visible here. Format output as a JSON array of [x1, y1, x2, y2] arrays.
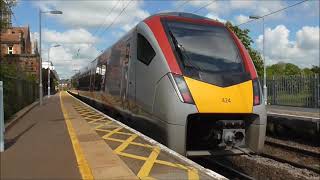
[[137, 33, 156, 65], [8, 46, 13, 54]]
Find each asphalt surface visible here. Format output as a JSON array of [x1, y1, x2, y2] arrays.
[[0, 95, 81, 179]]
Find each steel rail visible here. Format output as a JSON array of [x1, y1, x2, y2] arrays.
[[202, 157, 255, 180], [265, 140, 320, 158]]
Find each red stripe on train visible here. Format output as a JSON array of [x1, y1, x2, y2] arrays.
[[144, 16, 182, 74]]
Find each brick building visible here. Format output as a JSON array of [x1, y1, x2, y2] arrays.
[[0, 25, 40, 79]]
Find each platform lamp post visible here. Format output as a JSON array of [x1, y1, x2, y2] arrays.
[[39, 9, 63, 105], [47, 44, 60, 98], [249, 15, 267, 105]]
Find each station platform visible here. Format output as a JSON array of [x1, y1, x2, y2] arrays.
[[1, 92, 225, 180], [267, 105, 320, 121], [266, 105, 320, 138]]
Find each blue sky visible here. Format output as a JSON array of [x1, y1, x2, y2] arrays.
[[12, 0, 320, 79]]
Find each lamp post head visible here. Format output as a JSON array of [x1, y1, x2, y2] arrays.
[[249, 15, 261, 19], [53, 44, 61, 48], [50, 10, 63, 14]]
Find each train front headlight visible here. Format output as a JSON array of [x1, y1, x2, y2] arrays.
[[168, 73, 195, 104]]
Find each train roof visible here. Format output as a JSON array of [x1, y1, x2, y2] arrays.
[[144, 12, 225, 26]]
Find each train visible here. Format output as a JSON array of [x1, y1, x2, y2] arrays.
[[70, 12, 267, 156]]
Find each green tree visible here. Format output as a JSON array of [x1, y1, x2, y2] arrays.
[[226, 21, 264, 77], [266, 62, 302, 76], [0, 0, 17, 29], [302, 68, 313, 76], [284, 63, 301, 75], [311, 65, 320, 74]]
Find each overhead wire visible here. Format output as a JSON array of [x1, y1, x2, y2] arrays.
[[192, 0, 216, 13], [99, 0, 133, 36], [92, 0, 121, 38], [236, 0, 310, 26], [77, 0, 132, 59], [174, 0, 190, 11]]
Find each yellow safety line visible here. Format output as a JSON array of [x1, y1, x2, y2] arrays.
[[187, 167, 199, 180], [94, 124, 106, 129], [118, 152, 148, 161], [94, 121, 113, 128], [100, 124, 122, 128], [155, 160, 188, 170], [85, 114, 103, 119], [105, 137, 154, 148], [88, 117, 108, 122], [80, 112, 96, 116], [76, 109, 92, 113], [114, 134, 138, 153], [137, 146, 161, 178], [59, 92, 94, 180], [97, 129, 133, 136], [102, 127, 123, 139]]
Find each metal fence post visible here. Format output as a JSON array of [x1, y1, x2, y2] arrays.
[[0, 81, 4, 152], [315, 74, 319, 108]]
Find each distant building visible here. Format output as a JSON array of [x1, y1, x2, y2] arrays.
[[0, 25, 40, 79], [0, 26, 32, 56]]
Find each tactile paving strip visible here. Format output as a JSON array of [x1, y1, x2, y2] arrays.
[[70, 99, 220, 180]]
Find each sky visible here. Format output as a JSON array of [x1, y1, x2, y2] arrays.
[[11, 0, 320, 79]]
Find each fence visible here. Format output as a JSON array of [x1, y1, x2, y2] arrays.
[[264, 74, 319, 108], [0, 76, 39, 122]]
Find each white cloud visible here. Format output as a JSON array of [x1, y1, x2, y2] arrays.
[[35, 1, 149, 30], [296, 26, 319, 50], [256, 25, 319, 67], [206, 13, 226, 23], [189, 0, 286, 21], [43, 28, 98, 44], [46, 43, 100, 79], [39, 28, 100, 78], [234, 14, 249, 24]]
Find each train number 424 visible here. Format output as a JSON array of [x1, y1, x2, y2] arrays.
[[222, 98, 231, 103]]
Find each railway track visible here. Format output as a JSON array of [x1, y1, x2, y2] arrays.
[[193, 157, 255, 180], [263, 140, 320, 174]]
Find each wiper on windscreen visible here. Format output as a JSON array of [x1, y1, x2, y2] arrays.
[[168, 30, 203, 72]]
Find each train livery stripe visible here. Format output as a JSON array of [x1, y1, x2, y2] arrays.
[[144, 16, 182, 74], [184, 77, 253, 113]]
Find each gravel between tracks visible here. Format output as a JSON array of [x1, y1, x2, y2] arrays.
[[266, 136, 320, 154], [227, 155, 320, 180], [263, 144, 320, 171]]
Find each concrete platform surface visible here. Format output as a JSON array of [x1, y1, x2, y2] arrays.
[[267, 105, 320, 120]]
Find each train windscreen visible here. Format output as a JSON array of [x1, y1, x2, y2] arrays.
[[165, 20, 250, 87]]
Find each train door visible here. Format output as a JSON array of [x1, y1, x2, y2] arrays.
[[127, 33, 137, 112], [120, 41, 131, 109], [134, 31, 157, 115]]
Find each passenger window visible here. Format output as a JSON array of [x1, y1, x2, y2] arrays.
[[137, 33, 156, 65]]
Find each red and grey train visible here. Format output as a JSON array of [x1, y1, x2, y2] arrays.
[[71, 12, 266, 156]]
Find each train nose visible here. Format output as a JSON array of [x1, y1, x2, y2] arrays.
[[184, 77, 253, 113]]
